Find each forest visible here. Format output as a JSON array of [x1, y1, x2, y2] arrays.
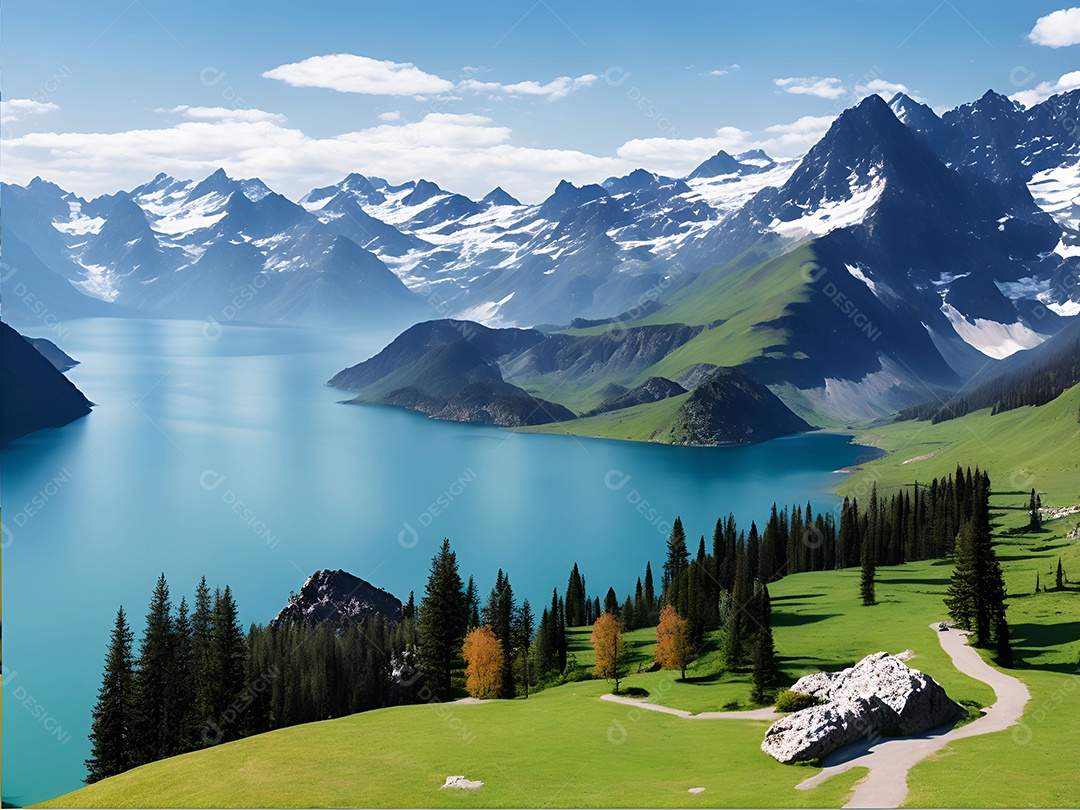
[[85, 467, 1012, 782]]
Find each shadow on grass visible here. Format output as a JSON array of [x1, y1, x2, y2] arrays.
[[771, 593, 827, 602], [883, 576, 952, 587], [1011, 621, 1080, 650], [771, 612, 842, 627]]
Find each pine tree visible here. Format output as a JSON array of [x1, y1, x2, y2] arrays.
[[643, 562, 656, 623], [1035, 571, 1041, 593], [417, 539, 467, 698], [516, 599, 534, 697], [190, 576, 215, 746], [860, 528, 876, 606], [749, 583, 776, 704], [724, 539, 751, 669], [465, 577, 479, 630], [1056, 558, 1065, 590], [662, 517, 689, 612], [86, 607, 135, 783], [210, 585, 247, 741], [1028, 489, 1041, 531], [603, 586, 619, 615], [945, 522, 980, 631], [130, 573, 174, 765], [168, 596, 193, 755]]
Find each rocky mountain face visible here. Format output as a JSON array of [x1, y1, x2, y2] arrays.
[[585, 376, 687, 416], [329, 320, 574, 427], [1, 321, 92, 445], [23, 335, 79, 371], [4, 87, 1078, 422], [761, 652, 961, 763], [272, 569, 402, 627], [667, 367, 811, 445]]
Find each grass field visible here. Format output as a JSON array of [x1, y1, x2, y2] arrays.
[[41, 479, 1080, 808]]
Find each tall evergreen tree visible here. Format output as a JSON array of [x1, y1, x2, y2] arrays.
[[417, 539, 467, 698], [860, 528, 876, 607], [662, 517, 690, 612], [465, 577, 479, 630], [86, 607, 135, 783], [190, 576, 215, 745], [130, 574, 174, 764], [169, 596, 193, 755], [1056, 558, 1065, 590], [209, 586, 247, 742], [516, 598, 534, 697], [643, 562, 656, 622], [749, 582, 776, 704]]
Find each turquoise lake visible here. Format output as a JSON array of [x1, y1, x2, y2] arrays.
[[1, 318, 868, 805]]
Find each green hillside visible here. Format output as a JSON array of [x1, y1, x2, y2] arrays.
[[845, 383, 1080, 505], [42, 482, 1080, 808]]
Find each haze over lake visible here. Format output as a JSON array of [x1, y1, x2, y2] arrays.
[[2, 318, 867, 805]]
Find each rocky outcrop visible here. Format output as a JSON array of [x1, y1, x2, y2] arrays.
[[761, 652, 961, 763], [1, 321, 92, 445], [668, 366, 812, 445], [584, 376, 687, 416], [273, 569, 402, 627], [24, 335, 80, 371]]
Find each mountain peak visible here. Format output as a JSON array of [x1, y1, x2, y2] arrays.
[[688, 150, 743, 179], [402, 178, 444, 206], [482, 186, 520, 206], [272, 569, 403, 628]]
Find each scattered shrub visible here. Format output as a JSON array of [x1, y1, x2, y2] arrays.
[[775, 689, 819, 713]]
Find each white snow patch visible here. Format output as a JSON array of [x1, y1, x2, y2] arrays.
[[771, 176, 885, 241], [1028, 161, 1080, 231], [940, 303, 1047, 359]]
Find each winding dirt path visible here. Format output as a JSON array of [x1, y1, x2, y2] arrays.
[[599, 693, 780, 720], [795, 624, 1030, 809]]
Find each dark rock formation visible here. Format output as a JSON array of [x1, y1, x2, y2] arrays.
[[272, 569, 403, 627], [1, 321, 92, 445]]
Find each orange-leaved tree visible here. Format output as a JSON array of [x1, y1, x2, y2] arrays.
[[591, 613, 627, 693], [655, 604, 693, 678], [462, 626, 505, 699]]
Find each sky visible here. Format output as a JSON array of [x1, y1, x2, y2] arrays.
[[3, 0, 1080, 202]]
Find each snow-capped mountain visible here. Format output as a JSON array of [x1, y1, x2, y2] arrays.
[[2, 88, 1077, 410]]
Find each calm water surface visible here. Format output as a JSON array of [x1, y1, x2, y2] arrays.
[[1, 318, 866, 804]]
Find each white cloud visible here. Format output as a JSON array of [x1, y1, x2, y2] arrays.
[[262, 54, 455, 96], [706, 64, 740, 77], [159, 105, 287, 123], [1010, 70, 1080, 107], [1, 98, 60, 125], [1028, 7, 1080, 47], [761, 115, 836, 155], [459, 73, 597, 101], [377, 111, 401, 122], [2, 105, 835, 203], [774, 76, 846, 100], [855, 79, 924, 102], [616, 126, 751, 174]]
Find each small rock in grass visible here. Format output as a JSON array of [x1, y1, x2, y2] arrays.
[[688, 787, 706, 794], [441, 776, 484, 790]]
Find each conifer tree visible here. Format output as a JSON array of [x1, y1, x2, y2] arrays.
[[169, 596, 193, 755], [417, 539, 467, 698], [860, 528, 876, 606], [464, 577, 479, 630], [643, 562, 656, 622], [209, 586, 247, 742], [1028, 489, 1041, 531], [603, 586, 619, 615], [1056, 558, 1065, 590], [86, 607, 135, 783], [130, 574, 174, 764], [749, 582, 776, 704], [190, 576, 215, 745], [516, 599, 534, 697], [662, 517, 689, 612]]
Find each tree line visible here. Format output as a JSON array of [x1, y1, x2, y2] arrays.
[[88, 466, 1012, 782]]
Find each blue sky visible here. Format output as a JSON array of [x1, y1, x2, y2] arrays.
[[3, 0, 1079, 200]]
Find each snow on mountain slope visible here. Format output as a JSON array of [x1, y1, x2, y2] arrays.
[[941, 301, 1048, 358], [1029, 160, 1080, 231]]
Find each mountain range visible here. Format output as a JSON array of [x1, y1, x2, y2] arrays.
[[4, 87, 1079, 433]]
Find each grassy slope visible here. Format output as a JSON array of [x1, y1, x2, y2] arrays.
[[515, 246, 815, 421], [843, 383, 1080, 506], [44, 480, 1080, 808]]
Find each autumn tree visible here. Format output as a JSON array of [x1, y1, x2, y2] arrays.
[[591, 613, 627, 693], [462, 627, 505, 699], [655, 605, 692, 678]]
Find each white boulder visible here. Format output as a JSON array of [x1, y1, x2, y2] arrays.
[[762, 652, 961, 763]]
